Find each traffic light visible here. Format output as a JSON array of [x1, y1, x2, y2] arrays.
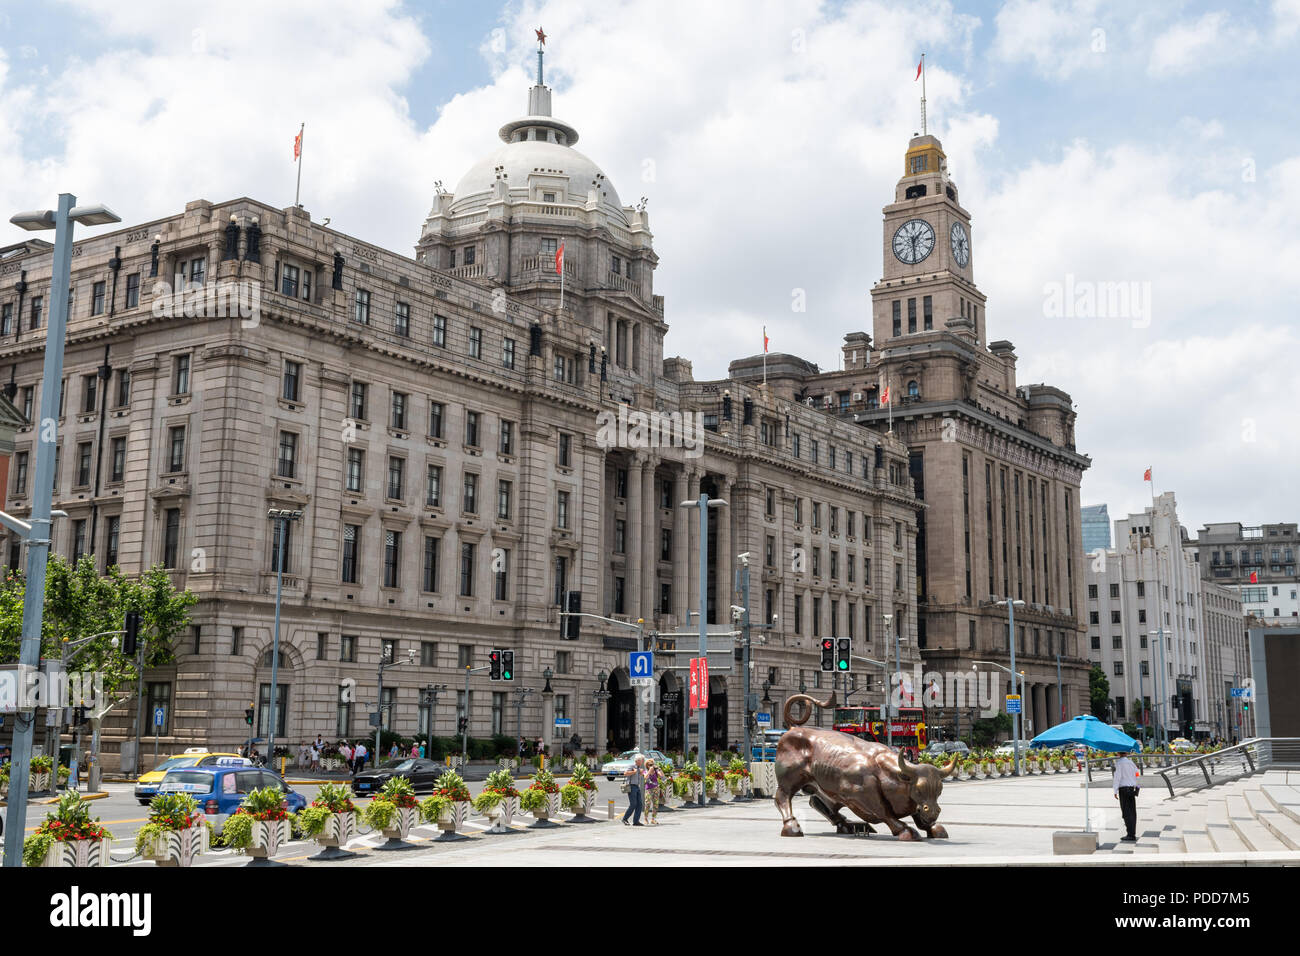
[[837, 638, 852, 673], [457, 716, 468, 733], [244, 704, 255, 726], [501, 649, 514, 681], [820, 638, 834, 672], [489, 649, 502, 681], [564, 591, 581, 640], [122, 609, 141, 655]]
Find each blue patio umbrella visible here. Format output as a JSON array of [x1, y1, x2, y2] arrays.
[[1030, 715, 1139, 833]]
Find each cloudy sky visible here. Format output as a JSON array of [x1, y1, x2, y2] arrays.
[[2, 0, 1297, 535]]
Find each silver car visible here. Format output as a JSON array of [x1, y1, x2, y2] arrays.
[[600, 749, 674, 780]]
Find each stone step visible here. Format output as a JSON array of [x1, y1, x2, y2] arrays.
[[1244, 789, 1300, 850], [1177, 803, 1212, 853], [1226, 794, 1288, 851], [1206, 799, 1249, 853], [1262, 784, 1300, 825]]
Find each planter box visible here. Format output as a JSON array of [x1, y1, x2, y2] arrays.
[[41, 838, 110, 868], [749, 762, 776, 797], [569, 789, 597, 818], [143, 823, 210, 867], [500, 795, 519, 827], [710, 778, 730, 802], [314, 811, 358, 849], [248, 818, 291, 859], [320, 758, 345, 773], [437, 800, 470, 832], [381, 806, 420, 842], [30, 771, 51, 792]]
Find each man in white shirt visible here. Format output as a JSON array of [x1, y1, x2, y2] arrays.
[[1112, 753, 1141, 842]]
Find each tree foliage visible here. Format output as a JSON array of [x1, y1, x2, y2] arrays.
[[0, 555, 197, 695], [1089, 665, 1111, 719]]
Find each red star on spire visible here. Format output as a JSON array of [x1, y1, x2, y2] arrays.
[[535, 27, 547, 45]]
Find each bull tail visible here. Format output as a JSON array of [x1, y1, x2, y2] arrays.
[[782, 691, 836, 727]]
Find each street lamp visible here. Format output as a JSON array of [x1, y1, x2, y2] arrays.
[[422, 683, 447, 755], [592, 669, 611, 752], [2, 195, 121, 870], [992, 598, 1026, 773], [882, 612, 894, 746], [542, 665, 555, 750], [679, 490, 727, 782], [376, 645, 417, 759], [974, 659, 1027, 775], [266, 507, 304, 770]]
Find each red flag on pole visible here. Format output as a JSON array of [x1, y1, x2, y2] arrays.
[[916, 58, 923, 80], [1143, 467, 1152, 482], [1250, 571, 1258, 584], [700, 657, 709, 708], [554, 241, 564, 275], [689, 658, 699, 711], [763, 327, 769, 353], [881, 385, 891, 405], [293, 129, 302, 160]]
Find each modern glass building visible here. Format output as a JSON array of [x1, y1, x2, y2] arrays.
[[1081, 504, 1111, 554]]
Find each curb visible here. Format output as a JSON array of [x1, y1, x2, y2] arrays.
[[37, 791, 110, 804]]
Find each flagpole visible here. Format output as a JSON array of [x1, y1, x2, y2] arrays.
[[559, 249, 565, 313], [294, 122, 304, 207], [762, 326, 767, 387], [920, 53, 927, 136]]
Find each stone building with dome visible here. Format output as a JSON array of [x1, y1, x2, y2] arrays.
[[0, 42, 925, 760]]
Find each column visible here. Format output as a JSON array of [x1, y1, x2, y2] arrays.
[[715, 475, 732, 622], [673, 469, 689, 623], [641, 458, 657, 620], [595, 690, 608, 753], [543, 690, 555, 747], [687, 469, 701, 616], [626, 453, 642, 620]]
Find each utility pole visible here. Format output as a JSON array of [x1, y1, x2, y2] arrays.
[[2, 195, 120, 868], [680, 491, 727, 781]]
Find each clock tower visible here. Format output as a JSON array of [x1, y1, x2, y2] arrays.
[[872, 134, 986, 346]]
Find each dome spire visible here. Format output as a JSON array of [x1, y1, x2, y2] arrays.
[[535, 27, 546, 86]]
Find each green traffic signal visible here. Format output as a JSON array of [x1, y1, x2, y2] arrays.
[[837, 660, 848, 670]]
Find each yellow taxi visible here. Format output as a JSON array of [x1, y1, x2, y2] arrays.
[[134, 747, 244, 804]]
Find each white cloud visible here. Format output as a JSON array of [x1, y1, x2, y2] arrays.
[[1, 0, 1297, 530], [991, 0, 1106, 79]]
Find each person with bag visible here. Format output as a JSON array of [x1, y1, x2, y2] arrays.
[[622, 754, 647, 826], [644, 758, 662, 825]]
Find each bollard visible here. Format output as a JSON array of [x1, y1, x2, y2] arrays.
[[608, 798, 615, 820]]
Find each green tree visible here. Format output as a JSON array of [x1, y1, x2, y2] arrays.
[[0, 555, 197, 696], [1089, 665, 1110, 719], [970, 711, 1012, 748]]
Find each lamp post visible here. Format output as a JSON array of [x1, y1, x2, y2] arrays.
[[513, 685, 535, 751], [266, 507, 303, 770], [2, 195, 121, 869], [375, 646, 417, 759], [60, 630, 124, 792], [679, 490, 727, 782], [993, 598, 1026, 774], [422, 683, 447, 756], [592, 669, 611, 752], [882, 613, 894, 746], [1149, 627, 1170, 747], [973, 659, 1026, 775], [542, 665, 554, 751]]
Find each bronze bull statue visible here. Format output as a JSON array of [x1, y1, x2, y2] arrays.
[[774, 692, 956, 839]]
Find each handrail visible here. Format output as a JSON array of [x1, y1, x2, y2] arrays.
[[1152, 738, 1300, 798]]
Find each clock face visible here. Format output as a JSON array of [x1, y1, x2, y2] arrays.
[[950, 221, 970, 267], [892, 218, 935, 265]]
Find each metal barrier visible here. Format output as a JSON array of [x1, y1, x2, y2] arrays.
[[1086, 738, 1300, 798]]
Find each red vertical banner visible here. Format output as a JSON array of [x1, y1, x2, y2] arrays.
[[689, 658, 700, 711], [700, 657, 710, 707]]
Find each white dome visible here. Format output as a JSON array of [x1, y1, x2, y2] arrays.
[[450, 137, 626, 222]]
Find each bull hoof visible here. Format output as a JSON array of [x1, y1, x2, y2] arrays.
[[835, 821, 854, 834], [781, 822, 804, 837], [926, 824, 949, 839], [896, 827, 921, 842]]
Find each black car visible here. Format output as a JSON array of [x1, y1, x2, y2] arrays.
[[350, 758, 443, 795]]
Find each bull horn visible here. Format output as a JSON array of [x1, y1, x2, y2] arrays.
[[897, 748, 915, 781], [939, 755, 959, 778]]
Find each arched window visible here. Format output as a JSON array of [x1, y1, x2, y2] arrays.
[[907, 380, 920, 398], [261, 648, 289, 668]]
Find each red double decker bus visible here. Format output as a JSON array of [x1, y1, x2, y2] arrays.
[[833, 706, 927, 754]]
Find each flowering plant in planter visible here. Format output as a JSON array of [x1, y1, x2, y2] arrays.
[[219, 786, 292, 856], [136, 792, 210, 866], [363, 776, 419, 829], [472, 768, 519, 813], [520, 768, 561, 815], [296, 783, 357, 839], [23, 792, 113, 867]]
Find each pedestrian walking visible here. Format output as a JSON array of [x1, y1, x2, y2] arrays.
[[354, 741, 368, 773], [410, 743, 420, 759], [418, 742, 426, 759], [1113, 752, 1141, 843], [644, 758, 662, 825], [622, 754, 647, 826], [340, 741, 353, 772], [309, 743, 320, 771]]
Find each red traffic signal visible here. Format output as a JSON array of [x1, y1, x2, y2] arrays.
[[820, 639, 835, 672]]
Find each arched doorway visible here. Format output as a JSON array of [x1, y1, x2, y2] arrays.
[[607, 668, 635, 752], [707, 676, 728, 750], [658, 672, 683, 752]]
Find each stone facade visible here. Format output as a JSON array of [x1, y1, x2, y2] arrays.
[[726, 134, 1092, 738], [0, 70, 920, 758]]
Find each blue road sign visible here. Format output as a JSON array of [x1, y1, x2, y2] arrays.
[[756, 712, 772, 726], [554, 717, 572, 727], [1005, 694, 1022, 714], [630, 651, 654, 678], [153, 706, 165, 727]]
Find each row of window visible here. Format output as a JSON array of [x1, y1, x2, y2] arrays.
[[0, 273, 145, 335], [890, 296, 934, 337]]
